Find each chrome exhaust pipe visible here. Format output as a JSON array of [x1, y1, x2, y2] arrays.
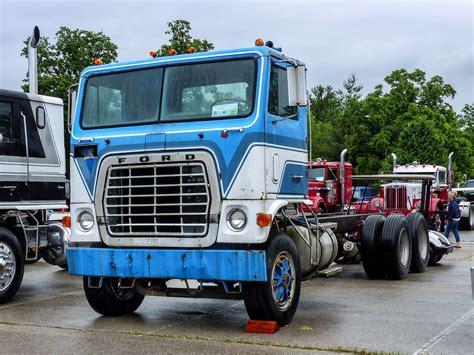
[[340, 149, 348, 209], [447, 152, 454, 191], [28, 26, 40, 94], [391, 153, 397, 171]]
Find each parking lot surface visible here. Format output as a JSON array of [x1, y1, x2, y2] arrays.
[[0, 231, 472, 354]]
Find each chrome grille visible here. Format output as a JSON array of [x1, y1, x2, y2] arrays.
[[104, 161, 210, 237], [385, 186, 408, 210]]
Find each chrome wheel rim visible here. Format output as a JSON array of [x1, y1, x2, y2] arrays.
[[419, 224, 428, 259], [0, 242, 16, 292], [271, 251, 296, 311], [399, 229, 410, 266]]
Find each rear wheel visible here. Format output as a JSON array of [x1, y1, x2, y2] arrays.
[[0, 228, 24, 304], [407, 213, 429, 273], [243, 232, 301, 326], [83, 277, 145, 316], [361, 215, 386, 279], [381, 214, 412, 280]]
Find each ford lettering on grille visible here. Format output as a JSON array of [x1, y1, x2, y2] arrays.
[[104, 161, 210, 237]]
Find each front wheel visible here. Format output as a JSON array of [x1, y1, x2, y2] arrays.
[[0, 227, 24, 304], [83, 277, 145, 316], [243, 232, 301, 326], [460, 205, 474, 231]]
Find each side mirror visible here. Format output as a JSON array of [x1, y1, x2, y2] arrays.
[[287, 64, 307, 107], [67, 84, 78, 133], [0, 133, 3, 143], [36, 106, 45, 129]]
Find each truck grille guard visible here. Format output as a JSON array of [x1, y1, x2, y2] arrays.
[[104, 161, 211, 237], [94, 152, 220, 247]]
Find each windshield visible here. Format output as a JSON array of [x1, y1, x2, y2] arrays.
[[308, 167, 326, 182], [81, 59, 256, 129]]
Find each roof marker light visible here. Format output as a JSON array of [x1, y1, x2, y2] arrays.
[[187, 47, 196, 53], [149, 51, 158, 58], [255, 38, 264, 46], [168, 49, 177, 56], [93, 58, 103, 65], [265, 40, 274, 48]]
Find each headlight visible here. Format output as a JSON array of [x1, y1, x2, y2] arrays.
[[77, 211, 94, 232], [226, 208, 247, 231]]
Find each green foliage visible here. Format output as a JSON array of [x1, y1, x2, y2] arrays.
[[156, 20, 214, 56], [310, 69, 474, 180]]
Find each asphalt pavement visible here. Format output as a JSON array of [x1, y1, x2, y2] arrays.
[[0, 230, 472, 354]]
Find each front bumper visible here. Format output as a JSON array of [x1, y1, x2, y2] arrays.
[[67, 248, 267, 282]]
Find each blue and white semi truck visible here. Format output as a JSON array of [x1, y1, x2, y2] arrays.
[[67, 42, 340, 325]]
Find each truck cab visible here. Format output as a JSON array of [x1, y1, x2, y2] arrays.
[[307, 160, 353, 213], [67, 43, 320, 325]]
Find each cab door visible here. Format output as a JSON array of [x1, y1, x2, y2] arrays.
[[0, 95, 27, 203], [265, 61, 308, 197]]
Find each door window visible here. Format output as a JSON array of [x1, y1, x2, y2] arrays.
[[0, 101, 21, 156], [268, 65, 297, 118]]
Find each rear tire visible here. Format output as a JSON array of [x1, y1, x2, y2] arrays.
[[381, 214, 412, 280], [407, 213, 429, 273], [0, 227, 24, 304], [361, 215, 386, 279], [83, 277, 145, 316], [243, 232, 301, 326]]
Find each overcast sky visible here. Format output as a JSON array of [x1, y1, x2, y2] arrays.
[[0, 0, 472, 111]]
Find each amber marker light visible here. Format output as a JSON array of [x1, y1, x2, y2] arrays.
[[257, 213, 272, 227], [168, 49, 177, 56], [149, 51, 158, 58], [93, 58, 103, 65], [187, 46, 196, 53], [62, 215, 71, 228], [255, 38, 264, 46]]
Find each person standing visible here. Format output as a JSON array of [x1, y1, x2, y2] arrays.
[[445, 192, 462, 248]]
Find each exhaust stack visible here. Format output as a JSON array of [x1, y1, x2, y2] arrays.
[[391, 153, 397, 171], [340, 149, 348, 209], [28, 26, 40, 95], [447, 152, 454, 191]]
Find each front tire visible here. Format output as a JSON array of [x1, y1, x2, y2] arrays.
[[83, 277, 145, 316], [460, 205, 474, 231], [407, 213, 429, 273], [0, 227, 24, 304], [381, 214, 412, 280], [243, 232, 301, 326]]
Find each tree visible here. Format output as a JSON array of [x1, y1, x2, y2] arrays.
[[156, 20, 214, 56], [21, 27, 118, 103], [309, 69, 474, 179]]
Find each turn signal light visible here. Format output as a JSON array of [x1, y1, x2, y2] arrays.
[[187, 46, 196, 53], [257, 213, 272, 227], [149, 51, 158, 58], [93, 58, 103, 65], [255, 38, 264, 46], [168, 48, 177, 56], [62, 215, 71, 228]]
